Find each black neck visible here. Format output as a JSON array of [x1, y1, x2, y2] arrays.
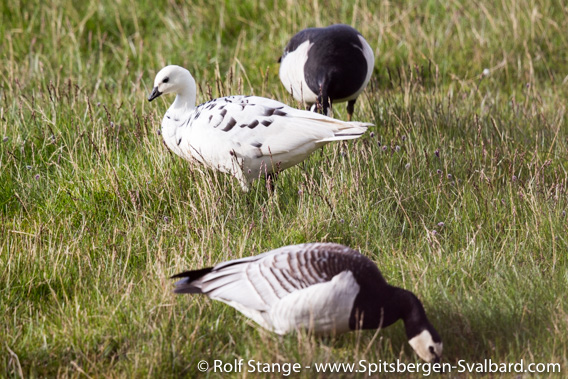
[[350, 285, 430, 335], [394, 287, 432, 339]]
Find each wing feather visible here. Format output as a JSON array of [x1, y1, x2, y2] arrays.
[[176, 96, 369, 175], [182, 244, 361, 312]]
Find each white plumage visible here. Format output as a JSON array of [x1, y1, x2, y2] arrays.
[[279, 40, 318, 105], [172, 243, 443, 363], [148, 65, 371, 191]]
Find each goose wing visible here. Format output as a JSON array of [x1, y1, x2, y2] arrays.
[[181, 96, 370, 164], [172, 243, 364, 311]]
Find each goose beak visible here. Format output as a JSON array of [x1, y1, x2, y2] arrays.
[[148, 87, 162, 102], [432, 355, 440, 364]]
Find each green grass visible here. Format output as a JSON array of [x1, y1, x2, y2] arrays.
[[1, 0, 567, 377]]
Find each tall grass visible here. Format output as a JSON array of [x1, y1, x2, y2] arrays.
[[1, 0, 567, 377]]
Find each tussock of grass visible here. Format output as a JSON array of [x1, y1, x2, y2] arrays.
[[1, 0, 568, 377]]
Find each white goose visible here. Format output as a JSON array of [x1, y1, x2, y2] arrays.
[[148, 65, 371, 191], [172, 243, 443, 363]]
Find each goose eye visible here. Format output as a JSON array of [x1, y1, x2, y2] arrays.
[[163, 77, 169, 83], [429, 346, 435, 354]]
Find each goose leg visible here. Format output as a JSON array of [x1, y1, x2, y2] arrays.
[[347, 99, 356, 121], [320, 93, 332, 117], [266, 172, 279, 192], [316, 84, 331, 117]]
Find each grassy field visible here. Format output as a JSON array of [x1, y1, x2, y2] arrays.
[[1, 0, 567, 377]]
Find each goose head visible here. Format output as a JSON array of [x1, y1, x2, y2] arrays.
[[148, 65, 196, 102], [392, 288, 442, 363], [408, 324, 443, 363]]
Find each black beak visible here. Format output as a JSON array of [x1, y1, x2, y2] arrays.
[[432, 355, 440, 364], [148, 87, 162, 102]]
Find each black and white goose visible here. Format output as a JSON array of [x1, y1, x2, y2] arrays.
[[172, 243, 443, 363], [279, 24, 374, 121], [148, 65, 371, 191]]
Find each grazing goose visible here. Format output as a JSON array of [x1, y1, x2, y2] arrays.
[[148, 65, 371, 191], [172, 243, 442, 363], [279, 24, 374, 121]]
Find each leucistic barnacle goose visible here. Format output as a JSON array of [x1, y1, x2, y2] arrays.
[[148, 65, 371, 191], [172, 243, 443, 363], [279, 24, 374, 121]]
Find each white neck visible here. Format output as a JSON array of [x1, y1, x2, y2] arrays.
[[169, 71, 197, 115], [161, 71, 197, 157]]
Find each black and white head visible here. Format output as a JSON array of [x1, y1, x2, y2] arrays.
[[391, 288, 443, 363], [407, 323, 443, 363], [148, 65, 195, 102]]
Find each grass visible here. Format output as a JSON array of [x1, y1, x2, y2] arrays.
[[1, 0, 567, 377]]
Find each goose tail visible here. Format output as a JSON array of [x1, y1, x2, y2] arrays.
[[319, 121, 372, 142], [171, 267, 214, 294]]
